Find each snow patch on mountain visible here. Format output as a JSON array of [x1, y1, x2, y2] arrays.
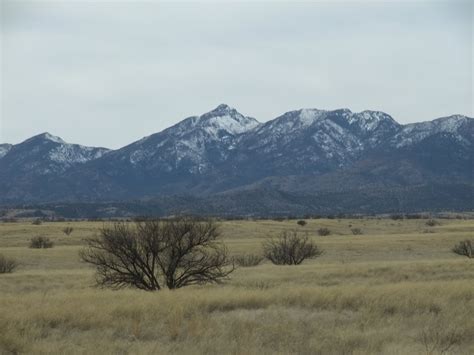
[[43, 132, 66, 144], [199, 113, 259, 136], [392, 115, 471, 147], [0, 144, 12, 159], [298, 109, 327, 127], [23, 132, 66, 145], [356, 111, 396, 131], [49, 144, 110, 164]]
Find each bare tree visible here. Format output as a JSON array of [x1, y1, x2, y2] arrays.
[[263, 230, 323, 265], [79, 218, 234, 291]]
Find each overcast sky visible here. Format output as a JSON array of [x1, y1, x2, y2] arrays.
[[1, 0, 472, 149]]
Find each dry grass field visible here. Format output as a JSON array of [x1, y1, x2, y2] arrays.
[[0, 218, 473, 354]]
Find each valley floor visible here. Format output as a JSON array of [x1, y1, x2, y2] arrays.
[[0, 218, 473, 354]]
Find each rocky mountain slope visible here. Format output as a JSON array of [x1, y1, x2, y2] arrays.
[[0, 133, 110, 203]]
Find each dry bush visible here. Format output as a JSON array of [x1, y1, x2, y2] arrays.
[[351, 228, 363, 235], [425, 219, 440, 227], [263, 230, 323, 265], [0, 254, 18, 273], [296, 220, 307, 227], [317, 228, 331, 236], [80, 218, 234, 291], [416, 321, 464, 354], [452, 240, 473, 258], [62, 226, 74, 236], [31, 219, 42, 225], [233, 254, 264, 267], [29, 236, 54, 249]]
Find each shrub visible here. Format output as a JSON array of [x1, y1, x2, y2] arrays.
[[29, 236, 54, 249], [317, 228, 331, 236], [0, 254, 18, 273], [452, 240, 473, 258], [63, 226, 74, 236], [351, 228, 363, 235], [79, 218, 234, 291], [416, 322, 464, 354], [233, 254, 264, 267], [263, 230, 323, 265], [31, 219, 42, 225], [425, 219, 440, 227], [296, 220, 307, 227]]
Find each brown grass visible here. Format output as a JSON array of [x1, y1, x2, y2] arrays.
[[0, 218, 473, 354]]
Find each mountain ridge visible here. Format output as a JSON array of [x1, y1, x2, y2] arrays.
[[0, 104, 472, 215]]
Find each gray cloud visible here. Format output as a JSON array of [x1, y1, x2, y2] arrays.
[[1, 0, 472, 148]]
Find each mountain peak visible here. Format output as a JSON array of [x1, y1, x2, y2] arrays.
[[215, 103, 233, 110], [25, 132, 66, 144], [196, 105, 259, 135], [205, 104, 239, 117]]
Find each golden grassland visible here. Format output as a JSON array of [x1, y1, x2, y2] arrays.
[[0, 218, 473, 354]]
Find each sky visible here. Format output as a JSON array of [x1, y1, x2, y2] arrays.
[[1, 0, 472, 149]]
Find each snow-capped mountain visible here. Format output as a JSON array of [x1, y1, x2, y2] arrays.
[[50, 105, 261, 199], [0, 132, 110, 175], [0, 105, 472, 213], [0, 133, 110, 203], [230, 108, 401, 178], [114, 104, 259, 172], [389, 115, 473, 148]]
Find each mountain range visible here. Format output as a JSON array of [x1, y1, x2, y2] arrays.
[[1, 104, 472, 217]]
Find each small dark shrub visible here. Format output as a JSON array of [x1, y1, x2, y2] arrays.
[[351, 228, 363, 235], [263, 230, 323, 265], [297, 220, 307, 227], [31, 219, 42, 225], [452, 240, 473, 258], [63, 226, 74, 236], [425, 219, 440, 227], [406, 214, 424, 219], [233, 254, 264, 267], [317, 228, 331, 236], [391, 214, 404, 220], [29, 236, 54, 249], [0, 254, 18, 273]]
